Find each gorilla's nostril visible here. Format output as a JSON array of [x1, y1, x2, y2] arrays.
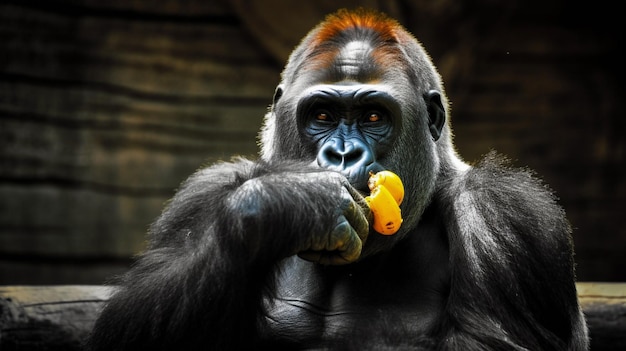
[[317, 139, 373, 170], [344, 147, 364, 165], [323, 146, 344, 166]]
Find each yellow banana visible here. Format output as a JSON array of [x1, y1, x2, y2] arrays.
[[364, 171, 404, 235]]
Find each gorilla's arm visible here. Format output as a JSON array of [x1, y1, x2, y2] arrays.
[[88, 159, 369, 350], [439, 153, 587, 350]]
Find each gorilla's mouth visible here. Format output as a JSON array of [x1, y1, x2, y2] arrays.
[[321, 162, 384, 194], [354, 163, 386, 192]]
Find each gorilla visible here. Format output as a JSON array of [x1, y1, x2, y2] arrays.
[[89, 9, 588, 350]]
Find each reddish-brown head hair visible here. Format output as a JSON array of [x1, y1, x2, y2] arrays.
[[295, 9, 408, 82], [311, 8, 401, 46]]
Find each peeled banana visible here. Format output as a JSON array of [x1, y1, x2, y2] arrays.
[[364, 171, 404, 235]]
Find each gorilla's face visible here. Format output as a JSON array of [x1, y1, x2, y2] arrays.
[[295, 83, 401, 191], [261, 11, 448, 242]]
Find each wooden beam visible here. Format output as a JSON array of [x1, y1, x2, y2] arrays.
[[0, 283, 624, 350], [0, 285, 115, 351], [577, 282, 626, 350]]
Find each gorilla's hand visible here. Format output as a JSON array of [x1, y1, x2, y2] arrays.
[[297, 184, 371, 265], [227, 169, 370, 265]]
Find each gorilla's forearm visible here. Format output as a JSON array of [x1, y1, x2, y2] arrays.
[[89, 239, 262, 350], [88, 160, 272, 350], [89, 158, 367, 350]]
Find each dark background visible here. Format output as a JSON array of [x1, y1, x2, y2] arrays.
[[1, 0, 624, 284]]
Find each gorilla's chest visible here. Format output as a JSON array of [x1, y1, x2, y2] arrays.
[[258, 257, 443, 348]]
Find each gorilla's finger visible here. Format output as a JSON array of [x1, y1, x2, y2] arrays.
[[298, 215, 363, 265], [339, 186, 370, 242]]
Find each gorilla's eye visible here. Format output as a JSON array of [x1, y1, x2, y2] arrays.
[[368, 113, 381, 123], [362, 111, 386, 125], [312, 111, 335, 125], [316, 113, 329, 121]]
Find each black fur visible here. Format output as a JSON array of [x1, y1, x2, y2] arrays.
[[436, 152, 586, 350], [88, 9, 587, 350]]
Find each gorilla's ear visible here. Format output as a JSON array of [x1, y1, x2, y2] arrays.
[[424, 90, 445, 141], [273, 85, 284, 105]]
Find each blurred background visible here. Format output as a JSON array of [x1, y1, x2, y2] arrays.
[[0, 0, 623, 284]]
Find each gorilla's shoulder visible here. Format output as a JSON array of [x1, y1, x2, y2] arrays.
[[440, 151, 570, 241], [455, 151, 559, 203]]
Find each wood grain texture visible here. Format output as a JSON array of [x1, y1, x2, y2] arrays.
[[0, 285, 115, 350], [578, 282, 626, 351], [0, 0, 623, 285], [0, 0, 278, 283], [0, 283, 624, 350]]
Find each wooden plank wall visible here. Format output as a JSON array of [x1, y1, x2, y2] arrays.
[[421, 1, 625, 281], [1, 0, 624, 284], [0, 0, 280, 283]]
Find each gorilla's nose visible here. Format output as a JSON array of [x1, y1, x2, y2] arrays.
[[317, 138, 374, 185]]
